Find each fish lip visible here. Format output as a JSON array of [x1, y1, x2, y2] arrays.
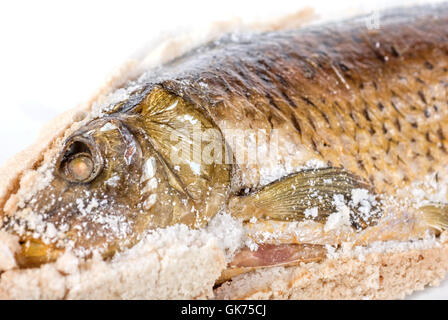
[[56, 133, 104, 184]]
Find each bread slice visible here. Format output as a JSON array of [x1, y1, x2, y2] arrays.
[[0, 227, 226, 299], [1, 8, 447, 300], [215, 237, 448, 300]]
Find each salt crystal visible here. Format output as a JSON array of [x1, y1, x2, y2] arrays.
[[351, 188, 370, 206], [304, 207, 319, 219], [249, 217, 258, 223], [105, 175, 120, 187], [100, 122, 118, 132], [189, 162, 201, 175], [45, 223, 57, 239], [304, 159, 326, 169], [147, 177, 158, 190], [325, 208, 351, 232], [245, 238, 259, 251], [144, 194, 157, 210], [142, 157, 156, 181], [206, 212, 245, 261], [85, 198, 99, 214], [324, 194, 351, 232], [183, 114, 198, 124]]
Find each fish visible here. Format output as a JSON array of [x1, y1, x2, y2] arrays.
[[1, 4, 448, 281]]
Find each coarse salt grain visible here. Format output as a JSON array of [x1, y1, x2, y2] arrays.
[[304, 207, 318, 219]]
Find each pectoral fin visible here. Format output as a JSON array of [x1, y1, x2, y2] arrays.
[[228, 167, 382, 229], [420, 202, 448, 231]]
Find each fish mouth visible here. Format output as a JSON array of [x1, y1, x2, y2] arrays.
[[8, 194, 135, 268], [15, 237, 64, 268]]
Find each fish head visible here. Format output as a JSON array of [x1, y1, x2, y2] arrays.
[[3, 116, 146, 266], [3, 86, 232, 267]]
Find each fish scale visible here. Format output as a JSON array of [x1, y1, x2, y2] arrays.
[[158, 5, 448, 192]]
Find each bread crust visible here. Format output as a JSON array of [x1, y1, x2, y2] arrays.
[[0, 232, 226, 299], [1, 8, 447, 300], [1, 233, 447, 299]]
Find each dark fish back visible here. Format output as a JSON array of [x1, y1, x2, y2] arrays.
[[153, 4, 448, 193]]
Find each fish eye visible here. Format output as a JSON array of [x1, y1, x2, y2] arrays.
[[64, 153, 94, 182], [57, 138, 102, 183]]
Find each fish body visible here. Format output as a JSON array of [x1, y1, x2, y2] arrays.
[[2, 4, 448, 270], [159, 5, 448, 193]]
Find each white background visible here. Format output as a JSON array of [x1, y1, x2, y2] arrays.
[[0, 0, 446, 299]]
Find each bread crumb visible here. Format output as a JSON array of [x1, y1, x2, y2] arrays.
[[56, 251, 79, 275], [0, 231, 19, 271], [324, 195, 351, 232], [304, 207, 318, 219], [206, 212, 245, 261]]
